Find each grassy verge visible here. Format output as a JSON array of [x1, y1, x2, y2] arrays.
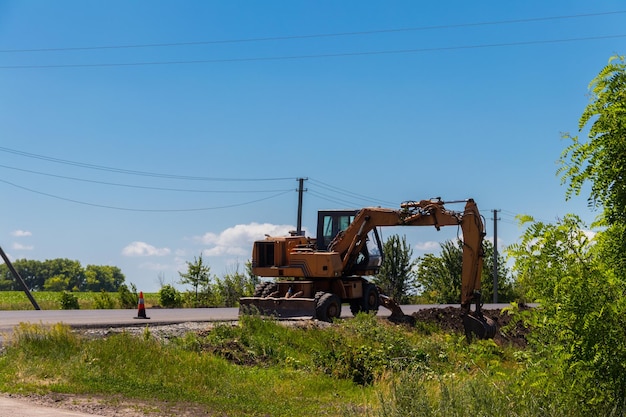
[[0, 313, 600, 416]]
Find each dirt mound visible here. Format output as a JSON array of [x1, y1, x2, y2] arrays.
[[411, 306, 530, 347]]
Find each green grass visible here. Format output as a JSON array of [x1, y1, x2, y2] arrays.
[[0, 291, 159, 310], [0, 314, 614, 416], [0, 319, 374, 416]]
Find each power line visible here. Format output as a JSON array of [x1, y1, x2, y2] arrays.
[[0, 178, 293, 212], [2, 34, 625, 69], [309, 178, 397, 207], [308, 190, 368, 208], [1, 10, 623, 53], [0, 163, 293, 194], [0, 146, 294, 182]]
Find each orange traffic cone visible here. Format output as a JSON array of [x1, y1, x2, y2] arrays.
[[134, 291, 150, 319]]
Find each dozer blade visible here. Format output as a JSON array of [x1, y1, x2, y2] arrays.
[[239, 297, 317, 319], [462, 312, 497, 340]]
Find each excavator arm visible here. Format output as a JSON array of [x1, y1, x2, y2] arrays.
[[328, 198, 496, 339]]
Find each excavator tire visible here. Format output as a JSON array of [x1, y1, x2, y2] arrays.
[[315, 292, 342, 322], [364, 284, 380, 313], [350, 283, 380, 316]]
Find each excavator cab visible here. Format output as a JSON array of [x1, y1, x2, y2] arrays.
[[316, 210, 383, 272], [316, 210, 357, 250]]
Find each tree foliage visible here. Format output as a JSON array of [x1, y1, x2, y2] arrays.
[[373, 234, 416, 304], [173, 259, 259, 308], [0, 258, 125, 292], [507, 214, 626, 413], [178, 254, 212, 306], [558, 55, 626, 224], [416, 239, 514, 304]]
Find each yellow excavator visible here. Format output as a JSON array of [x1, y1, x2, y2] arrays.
[[239, 198, 496, 339]]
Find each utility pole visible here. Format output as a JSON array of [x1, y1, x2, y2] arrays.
[[296, 178, 308, 236], [0, 245, 40, 310], [492, 209, 501, 303]]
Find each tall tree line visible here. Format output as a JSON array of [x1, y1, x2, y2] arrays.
[[0, 258, 125, 292]]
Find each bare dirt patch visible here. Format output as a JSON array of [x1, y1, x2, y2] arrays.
[[3, 393, 216, 417]]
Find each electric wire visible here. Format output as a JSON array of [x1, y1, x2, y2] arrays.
[[1, 10, 623, 53], [0, 163, 293, 194], [2, 34, 625, 69], [0, 146, 294, 182], [308, 178, 397, 207], [0, 178, 293, 212], [307, 190, 368, 208]]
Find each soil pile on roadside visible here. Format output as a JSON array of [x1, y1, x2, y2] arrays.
[[411, 306, 531, 348]]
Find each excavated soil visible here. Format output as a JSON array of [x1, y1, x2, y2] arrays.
[[411, 306, 531, 347]]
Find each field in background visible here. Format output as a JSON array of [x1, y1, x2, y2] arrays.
[[0, 291, 159, 310]]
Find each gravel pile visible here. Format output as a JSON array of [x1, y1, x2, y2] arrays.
[[76, 321, 235, 342]]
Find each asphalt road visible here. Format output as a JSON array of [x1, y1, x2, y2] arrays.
[[0, 303, 509, 338]]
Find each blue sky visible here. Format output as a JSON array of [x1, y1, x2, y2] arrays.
[[0, 1, 624, 292]]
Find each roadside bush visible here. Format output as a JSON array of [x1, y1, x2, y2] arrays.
[[159, 284, 182, 308], [59, 291, 79, 310], [313, 314, 430, 385], [94, 290, 117, 309], [508, 214, 626, 414], [117, 283, 138, 309]]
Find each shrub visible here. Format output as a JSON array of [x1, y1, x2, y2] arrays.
[[59, 291, 79, 310], [159, 284, 182, 308], [118, 283, 138, 309], [94, 290, 117, 309]]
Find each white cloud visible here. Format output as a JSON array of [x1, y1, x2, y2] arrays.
[[122, 241, 171, 257], [11, 230, 32, 237], [138, 261, 175, 271], [12, 242, 34, 251], [196, 222, 295, 258], [414, 241, 441, 252]]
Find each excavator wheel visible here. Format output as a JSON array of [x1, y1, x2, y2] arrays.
[[315, 292, 342, 322], [363, 284, 380, 313], [350, 283, 380, 316]]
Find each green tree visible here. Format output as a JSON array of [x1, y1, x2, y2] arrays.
[[84, 265, 125, 292], [557, 55, 626, 281], [373, 234, 416, 304], [43, 275, 71, 291], [416, 239, 513, 304], [507, 214, 626, 413], [43, 259, 84, 291], [179, 254, 212, 306], [558, 55, 626, 224], [210, 262, 259, 307], [0, 259, 47, 290], [415, 240, 461, 304], [244, 260, 259, 296]]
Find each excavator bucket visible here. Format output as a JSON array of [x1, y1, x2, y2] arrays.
[[239, 297, 317, 319], [462, 312, 497, 340], [378, 294, 415, 325]]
